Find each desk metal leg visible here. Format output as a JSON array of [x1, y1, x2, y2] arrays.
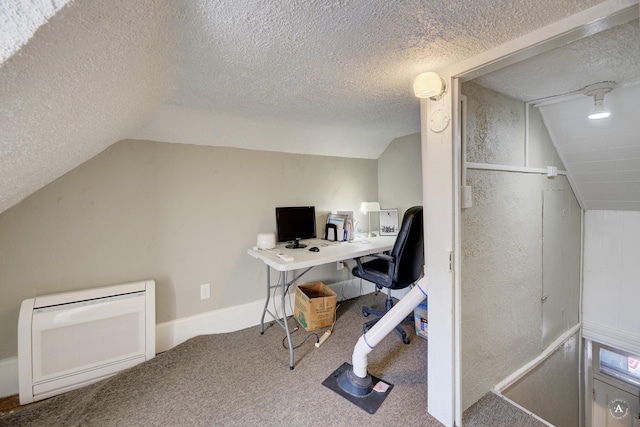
[[260, 265, 270, 335], [280, 271, 294, 370], [259, 265, 313, 370]]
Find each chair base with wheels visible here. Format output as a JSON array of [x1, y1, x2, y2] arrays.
[[362, 291, 414, 344]]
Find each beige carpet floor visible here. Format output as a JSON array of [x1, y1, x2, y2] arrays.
[[0, 291, 544, 426], [0, 293, 442, 427]]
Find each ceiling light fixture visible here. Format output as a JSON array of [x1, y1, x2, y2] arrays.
[[413, 72, 446, 100], [583, 82, 615, 120]]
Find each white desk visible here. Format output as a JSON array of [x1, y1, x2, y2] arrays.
[[247, 235, 395, 369]]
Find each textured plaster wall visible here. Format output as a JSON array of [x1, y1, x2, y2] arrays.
[[0, 140, 378, 359], [0, 0, 177, 214], [0, 0, 70, 63], [464, 82, 524, 166], [461, 169, 544, 410], [460, 82, 581, 411]]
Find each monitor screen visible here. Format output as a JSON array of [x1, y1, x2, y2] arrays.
[[275, 206, 316, 249]]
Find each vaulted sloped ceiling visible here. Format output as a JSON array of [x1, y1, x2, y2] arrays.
[[0, 0, 70, 63], [0, 0, 176, 214], [0, 0, 612, 214]]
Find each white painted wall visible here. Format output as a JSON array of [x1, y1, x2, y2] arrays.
[[377, 133, 423, 216], [583, 210, 640, 356], [0, 140, 378, 361], [129, 103, 397, 161], [0, 135, 424, 397]]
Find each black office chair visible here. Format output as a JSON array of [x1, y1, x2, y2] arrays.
[[352, 206, 424, 344]]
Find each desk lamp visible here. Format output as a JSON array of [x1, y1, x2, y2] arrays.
[[360, 202, 380, 238]]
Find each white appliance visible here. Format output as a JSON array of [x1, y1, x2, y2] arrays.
[[257, 233, 276, 249], [18, 280, 156, 404]]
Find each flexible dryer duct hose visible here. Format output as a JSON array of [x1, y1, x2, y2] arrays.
[[352, 277, 428, 378]]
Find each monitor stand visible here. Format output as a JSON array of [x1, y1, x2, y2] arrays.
[[285, 239, 306, 249]]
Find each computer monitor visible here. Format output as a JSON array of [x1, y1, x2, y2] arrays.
[[275, 206, 316, 249]]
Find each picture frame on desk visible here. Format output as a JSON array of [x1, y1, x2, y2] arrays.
[[379, 208, 399, 236]]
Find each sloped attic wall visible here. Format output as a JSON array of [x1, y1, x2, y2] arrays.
[[0, 140, 379, 360], [0, 0, 176, 214], [0, 0, 70, 63]]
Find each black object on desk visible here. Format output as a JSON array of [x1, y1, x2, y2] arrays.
[[324, 223, 337, 241]]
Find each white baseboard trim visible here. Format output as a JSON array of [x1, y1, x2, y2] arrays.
[[490, 391, 555, 427], [0, 357, 18, 398], [156, 278, 376, 353], [155, 299, 270, 354], [0, 278, 379, 397]]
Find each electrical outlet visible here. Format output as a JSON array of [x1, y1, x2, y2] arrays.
[[337, 261, 344, 270], [200, 283, 210, 300]]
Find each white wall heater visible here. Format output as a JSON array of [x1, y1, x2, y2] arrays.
[[18, 280, 155, 404]]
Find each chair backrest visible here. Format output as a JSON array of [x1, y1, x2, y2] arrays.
[[388, 206, 424, 289]]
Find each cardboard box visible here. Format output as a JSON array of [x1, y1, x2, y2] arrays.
[[294, 282, 337, 331], [414, 298, 428, 339]]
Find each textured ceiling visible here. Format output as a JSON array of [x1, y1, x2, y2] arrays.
[[473, 18, 640, 102], [0, 0, 614, 213], [0, 0, 70, 63], [0, 0, 176, 214]]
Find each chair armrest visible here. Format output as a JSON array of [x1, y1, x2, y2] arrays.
[[353, 256, 366, 277], [353, 253, 396, 289], [366, 252, 395, 262]]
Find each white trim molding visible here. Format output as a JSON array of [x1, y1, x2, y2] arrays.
[[582, 321, 640, 357], [0, 357, 18, 398], [156, 278, 373, 353]]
